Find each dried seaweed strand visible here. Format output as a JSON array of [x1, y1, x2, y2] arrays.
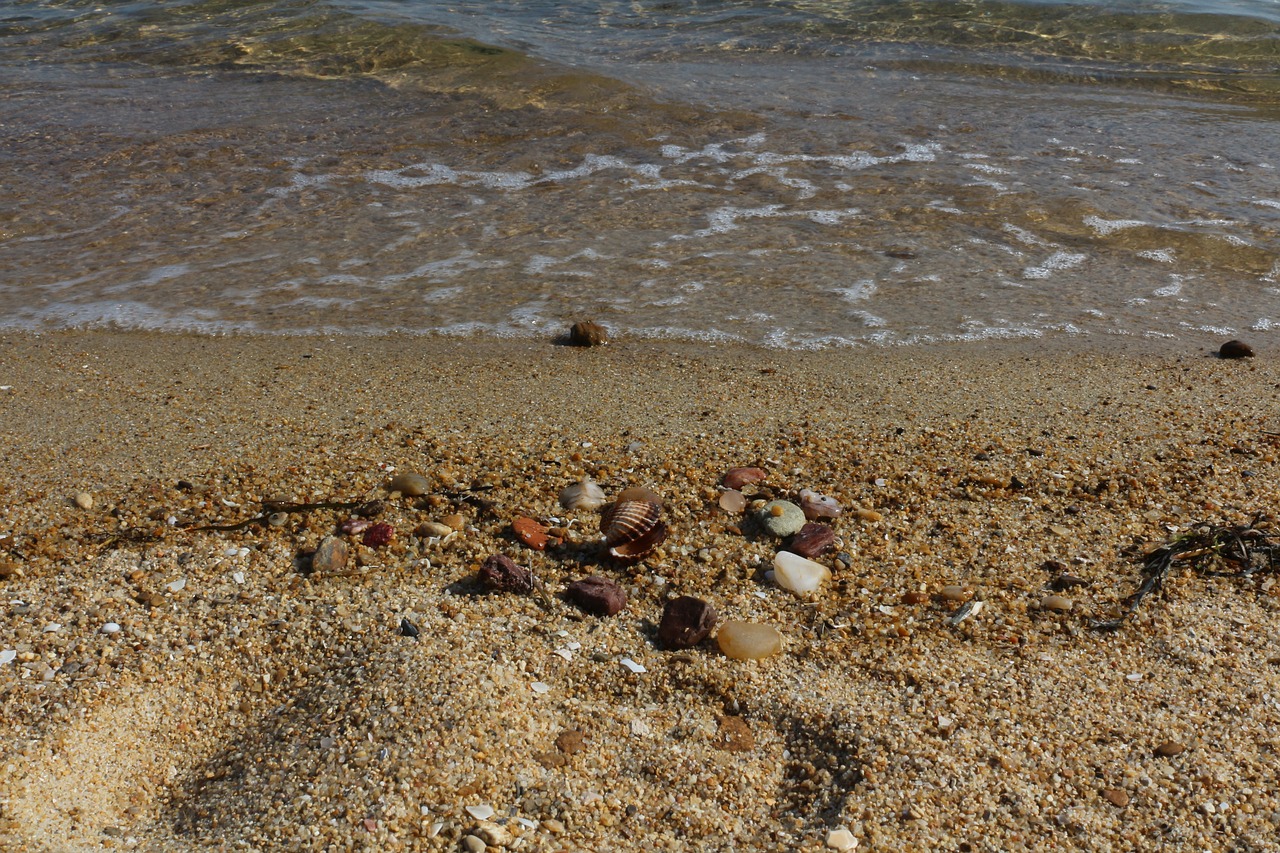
[[187, 498, 371, 532], [1091, 518, 1278, 631]]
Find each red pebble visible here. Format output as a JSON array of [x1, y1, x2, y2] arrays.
[[361, 522, 395, 548], [565, 576, 627, 616], [512, 516, 550, 550]]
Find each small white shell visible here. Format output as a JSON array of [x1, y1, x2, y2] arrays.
[[559, 477, 606, 512], [799, 488, 842, 520]]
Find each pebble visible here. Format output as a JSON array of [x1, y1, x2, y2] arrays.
[[788, 522, 835, 559], [565, 576, 627, 616], [1041, 594, 1073, 612], [462, 834, 486, 853], [1154, 740, 1186, 757], [771, 551, 831, 595], [0, 650, 15, 665], [941, 584, 968, 602], [1218, 339, 1255, 359], [311, 536, 349, 574], [902, 591, 930, 605], [73, 491, 94, 510], [826, 828, 860, 851], [567, 319, 609, 346], [717, 621, 783, 660], [658, 596, 718, 649], [718, 489, 747, 514], [620, 657, 647, 674], [799, 488, 842, 520], [442, 513, 466, 531], [415, 521, 453, 538], [722, 466, 767, 490], [465, 804, 495, 821], [267, 511, 288, 527], [758, 500, 806, 537], [512, 516, 551, 551], [479, 554, 534, 594], [854, 507, 883, 522], [560, 477, 607, 511], [1102, 788, 1130, 807], [361, 522, 395, 548], [387, 471, 431, 496], [716, 715, 755, 752], [101, 623, 121, 635]]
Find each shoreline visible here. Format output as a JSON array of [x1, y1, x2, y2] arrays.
[[2, 330, 1279, 850]]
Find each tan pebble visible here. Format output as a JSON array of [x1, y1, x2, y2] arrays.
[[73, 491, 94, 510], [1041, 594, 1073, 612], [475, 823, 513, 847], [826, 828, 859, 851], [718, 489, 747, 514], [415, 521, 453, 538], [442, 513, 466, 531], [941, 585, 968, 602], [854, 507, 882, 522], [387, 472, 430, 496], [461, 835, 486, 853], [717, 621, 783, 660], [1102, 788, 1130, 807], [1154, 740, 1186, 757], [541, 819, 566, 834]]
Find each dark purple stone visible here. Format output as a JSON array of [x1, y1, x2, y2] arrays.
[[658, 596, 718, 649], [479, 554, 534, 594], [565, 576, 627, 616], [788, 522, 835, 560]]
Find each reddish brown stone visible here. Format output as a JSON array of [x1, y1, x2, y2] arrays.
[[658, 596, 718, 649], [1154, 740, 1186, 757], [568, 320, 608, 346], [478, 554, 534, 594], [555, 729, 586, 754], [565, 576, 627, 616], [902, 591, 930, 605], [722, 467, 767, 490], [1218, 339, 1254, 359], [361, 522, 395, 548], [716, 716, 755, 752], [787, 522, 835, 559], [512, 516, 550, 550], [1102, 788, 1130, 807]]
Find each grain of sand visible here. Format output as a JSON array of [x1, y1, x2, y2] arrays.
[[1, 331, 1279, 851]]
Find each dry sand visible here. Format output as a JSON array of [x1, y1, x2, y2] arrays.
[[1, 330, 1279, 851]]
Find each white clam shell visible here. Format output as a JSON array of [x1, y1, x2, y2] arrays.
[[771, 550, 832, 595], [559, 477, 606, 511]]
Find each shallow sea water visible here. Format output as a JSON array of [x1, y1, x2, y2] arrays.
[[1, 0, 1278, 349]]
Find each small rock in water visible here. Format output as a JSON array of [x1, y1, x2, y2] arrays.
[[387, 471, 431, 496], [73, 491, 94, 510], [758, 500, 806, 537], [722, 467, 767, 490], [1218, 339, 1255, 359], [478, 554, 534, 594], [788, 522, 835, 559], [718, 489, 747, 514], [567, 320, 609, 346], [717, 621, 783, 660], [799, 488, 842, 520], [310, 536, 349, 574], [658, 596, 718, 649], [772, 551, 831, 595], [565, 576, 627, 616]]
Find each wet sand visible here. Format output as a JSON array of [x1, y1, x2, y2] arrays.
[[1, 331, 1279, 851]]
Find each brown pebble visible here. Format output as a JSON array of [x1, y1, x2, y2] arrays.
[[554, 729, 586, 754], [788, 522, 836, 560], [478, 554, 534, 595], [534, 752, 566, 769], [658, 596, 718, 649], [941, 584, 968, 602], [1218, 339, 1254, 359], [1050, 573, 1090, 591], [512, 516, 551, 550], [1102, 788, 1130, 807], [722, 467, 767, 490], [1154, 740, 1186, 757], [310, 536, 349, 574], [715, 715, 755, 752], [442, 513, 466, 531], [902, 591, 930, 605], [565, 576, 627, 616], [854, 507, 883, 522], [568, 320, 608, 346]]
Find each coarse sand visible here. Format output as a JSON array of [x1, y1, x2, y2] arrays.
[[1, 331, 1279, 851]]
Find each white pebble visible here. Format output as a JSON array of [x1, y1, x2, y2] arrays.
[[630, 719, 651, 737], [515, 817, 537, 829], [1126, 672, 1143, 682], [42, 622, 61, 633], [224, 547, 240, 557], [101, 622, 121, 634], [465, 804, 495, 821], [827, 828, 859, 851], [553, 649, 573, 661], [233, 572, 245, 584], [167, 578, 186, 592], [530, 681, 551, 694], [620, 657, 647, 674], [0, 650, 15, 665]]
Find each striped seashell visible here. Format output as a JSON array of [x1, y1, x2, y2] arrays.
[[600, 498, 666, 563]]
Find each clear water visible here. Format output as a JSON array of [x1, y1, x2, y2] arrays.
[[1, 0, 1278, 348]]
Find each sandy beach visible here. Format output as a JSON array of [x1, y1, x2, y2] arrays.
[[1, 330, 1279, 851]]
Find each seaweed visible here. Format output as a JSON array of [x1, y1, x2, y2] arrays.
[[1091, 516, 1280, 631]]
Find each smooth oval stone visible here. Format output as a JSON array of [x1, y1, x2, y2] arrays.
[[565, 576, 627, 616], [73, 491, 94, 510], [311, 536, 349, 574], [1041, 594, 1073, 612], [722, 467, 767, 490], [387, 471, 431, 496], [772, 551, 831, 595], [1218, 339, 1254, 359], [941, 584, 968, 602], [758, 500, 806, 537], [718, 489, 747, 514], [717, 621, 782, 660]]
